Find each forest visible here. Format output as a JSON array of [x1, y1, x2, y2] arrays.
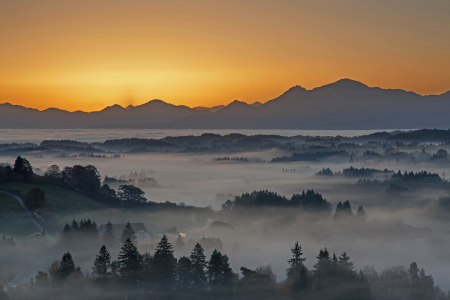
[[1, 221, 448, 300]]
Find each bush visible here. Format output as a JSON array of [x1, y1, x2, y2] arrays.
[[23, 188, 46, 209]]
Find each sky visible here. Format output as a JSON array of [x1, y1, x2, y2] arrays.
[[1, 0, 450, 112]]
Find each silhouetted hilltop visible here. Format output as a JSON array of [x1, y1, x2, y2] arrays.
[[1, 79, 450, 129]]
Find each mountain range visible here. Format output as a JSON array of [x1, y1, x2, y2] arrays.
[[1, 79, 450, 129]]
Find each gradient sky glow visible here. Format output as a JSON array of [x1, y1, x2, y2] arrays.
[[1, 0, 450, 111]]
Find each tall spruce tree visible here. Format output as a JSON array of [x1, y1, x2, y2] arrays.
[[207, 249, 233, 297], [59, 252, 76, 281], [92, 245, 111, 284], [190, 243, 207, 290], [153, 235, 177, 290], [118, 238, 141, 286], [286, 242, 309, 297]]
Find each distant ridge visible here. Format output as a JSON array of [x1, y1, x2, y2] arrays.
[[1, 79, 450, 129]]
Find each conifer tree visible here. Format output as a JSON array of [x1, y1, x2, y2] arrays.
[[92, 245, 111, 284], [121, 222, 136, 244], [177, 256, 193, 291], [286, 242, 309, 297], [314, 248, 332, 290], [190, 243, 207, 290], [356, 206, 367, 221], [338, 252, 354, 277], [71, 220, 79, 230], [207, 249, 233, 297], [62, 223, 72, 244], [118, 238, 141, 286], [59, 252, 76, 281], [334, 200, 354, 220], [103, 221, 116, 246], [153, 235, 177, 290]]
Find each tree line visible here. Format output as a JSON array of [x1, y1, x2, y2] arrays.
[[221, 190, 331, 212], [4, 229, 448, 300], [0, 156, 211, 212]]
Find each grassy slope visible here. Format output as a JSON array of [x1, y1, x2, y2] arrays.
[[0, 192, 36, 236], [0, 182, 113, 236], [0, 182, 110, 214]]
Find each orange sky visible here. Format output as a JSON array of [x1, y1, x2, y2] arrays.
[[1, 0, 450, 112]]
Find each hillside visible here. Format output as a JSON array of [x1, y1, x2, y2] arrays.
[[0, 192, 36, 236], [0, 183, 113, 236]]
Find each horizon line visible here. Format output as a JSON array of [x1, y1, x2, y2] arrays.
[[1, 78, 449, 113]]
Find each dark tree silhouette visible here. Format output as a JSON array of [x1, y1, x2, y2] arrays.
[[177, 256, 193, 291], [153, 235, 177, 290], [118, 238, 141, 286], [207, 249, 233, 297], [13, 156, 33, 182], [190, 242, 207, 290], [286, 242, 309, 297], [58, 252, 76, 281], [103, 221, 116, 246], [118, 185, 146, 204], [23, 188, 46, 210], [92, 245, 111, 285]]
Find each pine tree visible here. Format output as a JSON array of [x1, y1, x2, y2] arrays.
[[356, 206, 367, 222], [338, 252, 354, 277], [121, 222, 136, 244], [103, 221, 116, 246], [153, 235, 177, 290], [190, 243, 207, 290], [418, 267, 435, 299], [71, 220, 79, 230], [118, 238, 141, 286], [62, 223, 72, 244], [334, 200, 354, 220], [408, 262, 420, 300], [286, 242, 309, 297], [92, 245, 111, 284], [177, 256, 193, 291], [313, 248, 332, 290], [59, 252, 76, 281], [207, 249, 233, 297]]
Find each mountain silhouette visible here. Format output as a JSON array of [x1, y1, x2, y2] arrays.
[[1, 79, 450, 129]]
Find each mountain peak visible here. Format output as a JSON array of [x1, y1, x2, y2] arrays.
[[100, 104, 125, 112], [278, 85, 308, 98], [228, 100, 248, 106], [321, 78, 368, 90]]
